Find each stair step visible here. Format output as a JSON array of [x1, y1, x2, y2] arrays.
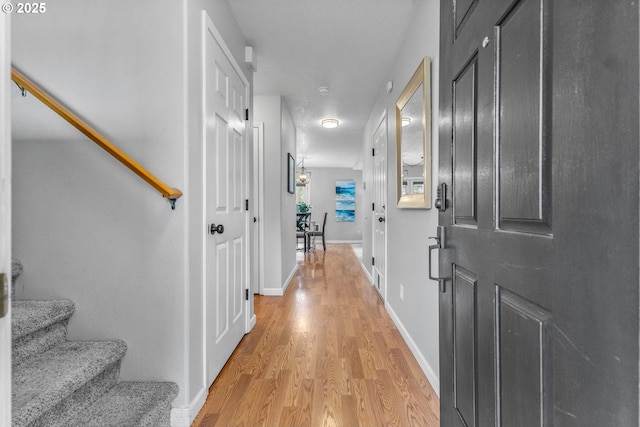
[[50, 381, 179, 427], [12, 340, 127, 427], [12, 300, 75, 364]]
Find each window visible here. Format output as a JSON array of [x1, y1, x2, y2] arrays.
[[296, 182, 311, 206]]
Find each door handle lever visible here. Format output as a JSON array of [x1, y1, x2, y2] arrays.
[[428, 226, 446, 292], [428, 239, 441, 281]]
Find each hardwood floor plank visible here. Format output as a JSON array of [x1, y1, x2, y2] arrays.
[[311, 379, 342, 427], [340, 394, 360, 427], [192, 244, 440, 426]]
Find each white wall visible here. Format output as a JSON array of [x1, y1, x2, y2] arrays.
[[280, 104, 297, 282], [254, 95, 297, 295], [362, 0, 441, 393], [302, 167, 363, 243], [11, 1, 254, 422]]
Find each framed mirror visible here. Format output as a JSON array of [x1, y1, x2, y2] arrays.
[[396, 57, 431, 209]]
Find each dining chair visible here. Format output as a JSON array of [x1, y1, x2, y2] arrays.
[[296, 212, 311, 250], [307, 212, 327, 251]]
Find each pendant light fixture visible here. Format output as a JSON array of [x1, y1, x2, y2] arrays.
[[299, 159, 308, 183]]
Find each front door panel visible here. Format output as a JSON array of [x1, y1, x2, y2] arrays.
[[439, 0, 639, 425]]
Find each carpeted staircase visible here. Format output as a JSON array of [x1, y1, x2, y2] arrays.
[[11, 260, 178, 426]]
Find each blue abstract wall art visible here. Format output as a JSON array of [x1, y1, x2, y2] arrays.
[[335, 180, 356, 222]]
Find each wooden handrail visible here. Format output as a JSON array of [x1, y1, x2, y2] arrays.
[[11, 67, 183, 209]]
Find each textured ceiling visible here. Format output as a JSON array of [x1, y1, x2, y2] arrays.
[[226, 0, 418, 169]]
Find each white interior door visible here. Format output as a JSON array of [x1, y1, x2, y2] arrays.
[[372, 113, 387, 300], [203, 13, 249, 385], [0, 11, 11, 426]]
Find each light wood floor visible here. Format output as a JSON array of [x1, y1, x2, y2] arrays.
[[192, 244, 440, 427]]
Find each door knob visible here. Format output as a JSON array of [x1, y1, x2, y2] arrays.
[[210, 224, 224, 235], [378, 217, 385, 223]]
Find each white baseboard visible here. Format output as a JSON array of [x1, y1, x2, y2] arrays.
[[171, 385, 207, 427], [359, 259, 373, 283], [282, 265, 296, 294], [385, 302, 440, 397], [326, 239, 363, 244], [261, 265, 297, 296], [248, 313, 257, 331]]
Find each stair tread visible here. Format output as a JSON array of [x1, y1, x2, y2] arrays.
[[56, 381, 179, 427], [12, 340, 127, 426], [12, 299, 75, 340]]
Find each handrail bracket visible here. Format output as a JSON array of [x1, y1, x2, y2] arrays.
[[168, 197, 177, 210], [14, 80, 26, 97]]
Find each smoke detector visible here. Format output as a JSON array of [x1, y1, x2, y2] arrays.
[[318, 86, 330, 96]]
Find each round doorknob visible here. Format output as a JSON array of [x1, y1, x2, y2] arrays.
[[378, 217, 386, 223], [210, 224, 224, 235]]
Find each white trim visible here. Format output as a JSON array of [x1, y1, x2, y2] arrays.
[[358, 258, 374, 284], [253, 123, 265, 295], [248, 313, 257, 330], [326, 240, 363, 244], [202, 12, 249, 88], [170, 385, 208, 427], [199, 9, 209, 396], [282, 265, 296, 293], [261, 264, 297, 296], [385, 302, 440, 397], [261, 288, 285, 296]]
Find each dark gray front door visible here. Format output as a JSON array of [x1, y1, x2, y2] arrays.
[[438, 0, 639, 425]]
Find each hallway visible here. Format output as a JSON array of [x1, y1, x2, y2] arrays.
[[193, 244, 440, 426]]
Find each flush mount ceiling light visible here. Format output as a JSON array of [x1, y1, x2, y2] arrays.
[[318, 86, 330, 96], [321, 118, 339, 128], [401, 116, 411, 127]]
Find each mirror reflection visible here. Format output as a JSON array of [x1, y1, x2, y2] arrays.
[[400, 83, 425, 198], [396, 57, 431, 209]]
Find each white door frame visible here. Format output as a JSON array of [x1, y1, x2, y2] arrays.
[[0, 11, 11, 426], [252, 123, 265, 296]]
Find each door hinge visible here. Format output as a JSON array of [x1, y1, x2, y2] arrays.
[[372, 203, 375, 211], [372, 148, 375, 157], [245, 289, 249, 300], [372, 257, 375, 266], [245, 199, 249, 211], [245, 109, 249, 120]]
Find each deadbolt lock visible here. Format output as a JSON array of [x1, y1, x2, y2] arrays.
[[434, 183, 448, 212]]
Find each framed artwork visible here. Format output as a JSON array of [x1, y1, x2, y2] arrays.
[[287, 153, 295, 194], [336, 180, 356, 222]]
